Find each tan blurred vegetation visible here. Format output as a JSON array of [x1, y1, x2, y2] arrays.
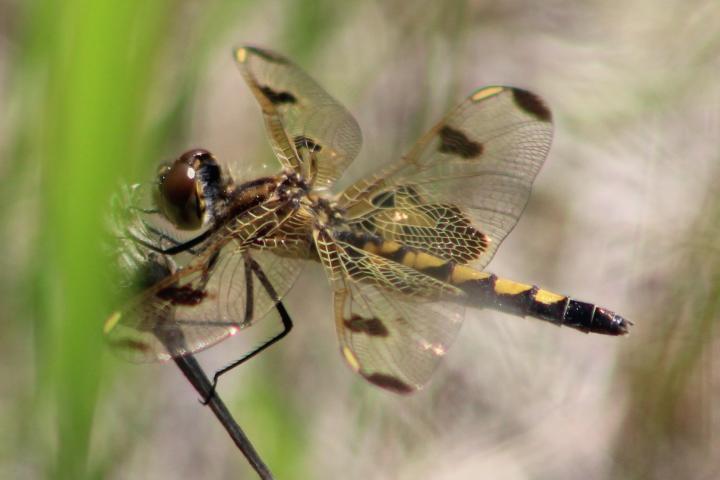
[[0, 0, 719, 479]]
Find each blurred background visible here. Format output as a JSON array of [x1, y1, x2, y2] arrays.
[[1, 0, 719, 479]]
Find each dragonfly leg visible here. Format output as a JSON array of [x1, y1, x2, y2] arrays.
[[132, 223, 204, 256], [125, 227, 213, 255], [201, 255, 294, 404]]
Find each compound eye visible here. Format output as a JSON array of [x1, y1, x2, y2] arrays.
[[155, 149, 213, 230]]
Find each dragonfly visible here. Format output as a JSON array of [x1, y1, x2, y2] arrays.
[[105, 46, 631, 395]]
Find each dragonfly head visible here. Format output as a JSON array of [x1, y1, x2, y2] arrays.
[[154, 149, 223, 230]]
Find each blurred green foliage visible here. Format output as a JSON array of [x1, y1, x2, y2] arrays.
[[25, 2, 173, 478]]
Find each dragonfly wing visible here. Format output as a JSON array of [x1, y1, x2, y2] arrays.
[[106, 203, 306, 362], [340, 86, 553, 269], [235, 46, 362, 189], [314, 227, 465, 393]]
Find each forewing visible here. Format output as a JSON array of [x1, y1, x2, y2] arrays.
[[105, 242, 303, 362], [314, 228, 465, 393], [340, 86, 553, 269], [106, 195, 307, 363], [235, 46, 362, 189]]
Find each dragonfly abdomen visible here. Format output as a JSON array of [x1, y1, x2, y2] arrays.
[[349, 234, 630, 336], [451, 271, 631, 335]]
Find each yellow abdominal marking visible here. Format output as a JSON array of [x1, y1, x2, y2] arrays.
[[362, 242, 378, 254], [534, 289, 567, 304], [413, 252, 447, 269], [380, 240, 402, 255], [342, 346, 360, 371], [362, 239, 403, 256], [494, 278, 533, 295], [450, 265, 492, 284], [471, 86, 504, 102], [103, 311, 122, 335]]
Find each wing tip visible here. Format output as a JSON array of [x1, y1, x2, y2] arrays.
[[511, 88, 553, 123], [470, 86, 553, 123], [470, 86, 505, 102], [341, 347, 419, 395], [361, 372, 417, 395]]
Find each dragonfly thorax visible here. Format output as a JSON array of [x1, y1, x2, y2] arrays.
[[307, 194, 344, 229]]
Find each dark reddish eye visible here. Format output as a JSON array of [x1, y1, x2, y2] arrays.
[[159, 161, 196, 207], [155, 149, 215, 230]]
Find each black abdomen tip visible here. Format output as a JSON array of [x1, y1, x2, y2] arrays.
[[564, 300, 632, 336], [594, 307, 633, 336]]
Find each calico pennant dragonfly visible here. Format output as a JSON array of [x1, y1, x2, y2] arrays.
[[105, 46, 631, 394]]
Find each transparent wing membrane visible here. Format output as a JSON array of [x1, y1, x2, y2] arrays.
[[106, 199, 304, 362], [314, 228, 465, 392], [340, 86, 553, 269], [235, 46, 362, 189]]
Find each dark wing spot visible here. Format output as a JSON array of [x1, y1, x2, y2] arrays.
[[259, 85, 297, 104], [362, 372, 415, 394], [512, 89, 552, 122], [344, 314, 390, 337], [402, 204, 489, 262], [441, 205, 490, 254], [294, 135, 322, 152], [438, 126, 483, 159], [157, 285, 207, 306]]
